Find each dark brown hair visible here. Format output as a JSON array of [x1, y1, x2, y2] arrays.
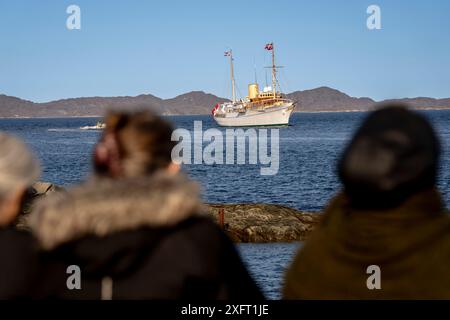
[[94, 110, 176, 178]]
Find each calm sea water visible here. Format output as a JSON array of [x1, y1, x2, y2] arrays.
[[1, 111, 449, 299]]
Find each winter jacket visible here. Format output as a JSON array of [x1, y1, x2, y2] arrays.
[[0, 227, 38, 299], [29, 172, 264, 300], [284, 188, 450, 299]]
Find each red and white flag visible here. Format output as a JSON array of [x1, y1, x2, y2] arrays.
[[224, 51, 231, 56], [211, 103, 220, 116], [264, 43, 273, 50]]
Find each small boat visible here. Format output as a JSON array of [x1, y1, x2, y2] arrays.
[[94, 121, 106, 129], [80, 121, 106, 130], [212, 43, 296, 127]]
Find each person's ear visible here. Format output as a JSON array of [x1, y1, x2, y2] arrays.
[[166, 162, 181, 175], [0, 187, 26, 226], [94, 133, 122, 178]]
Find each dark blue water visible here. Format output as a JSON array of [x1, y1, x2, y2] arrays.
[[2, 112, 449, 211], [1, 111, 449, 298], [238, 242, 301, 298]]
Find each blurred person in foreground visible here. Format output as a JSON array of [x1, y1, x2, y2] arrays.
[[0, 133, 40, 299], [284, 105, 450, 299], [29, 110, 263, 300]]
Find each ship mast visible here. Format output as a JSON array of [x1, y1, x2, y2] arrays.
[[229, 50, 236, 103], [265, 42, 282, 98], [271, 44, 276, 98]]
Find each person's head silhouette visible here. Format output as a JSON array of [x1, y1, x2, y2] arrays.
[[338, 105, 440, 208]]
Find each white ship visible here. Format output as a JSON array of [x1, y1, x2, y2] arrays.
[[212, 43, 296, 127]]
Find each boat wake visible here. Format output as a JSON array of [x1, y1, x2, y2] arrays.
[[79, 125, 104, 130], [47, 126, 103, 132], [48, 128, 82, 132]]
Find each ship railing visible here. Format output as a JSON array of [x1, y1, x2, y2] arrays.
[[247, 97, 292, 109]]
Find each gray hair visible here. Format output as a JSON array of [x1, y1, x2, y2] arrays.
[[0, 132, 40, 198]]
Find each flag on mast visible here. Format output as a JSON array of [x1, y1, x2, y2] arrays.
[[224, 51, 231, 56], [264, 43, 273, 50]]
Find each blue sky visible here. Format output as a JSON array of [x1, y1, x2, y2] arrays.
[[1, 0, 449, 102]]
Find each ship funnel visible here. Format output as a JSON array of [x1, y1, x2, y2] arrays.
[[248, 83, 259, 99]]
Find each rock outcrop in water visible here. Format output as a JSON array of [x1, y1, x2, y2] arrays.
[[17, 182, 66, 228], [21, 182, 322, 242], [206, 204, 321, 242]]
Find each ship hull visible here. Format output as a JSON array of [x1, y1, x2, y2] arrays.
[[214, 104, 295, 127]]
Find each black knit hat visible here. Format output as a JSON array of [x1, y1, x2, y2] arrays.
[[338, 105, 440, 208]]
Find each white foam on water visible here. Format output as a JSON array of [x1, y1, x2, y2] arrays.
[[47, 126, 102, 132], [48, 128, 82, 132], [79, 125, 103, 130]]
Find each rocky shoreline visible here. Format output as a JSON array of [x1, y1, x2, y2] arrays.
[[20, 182, 322, 243], [206, 204, 321, 242]]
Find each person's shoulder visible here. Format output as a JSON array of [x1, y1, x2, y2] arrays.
[[156, 215, 235, 263], [0, 227, 38, 281], [172, 215, 227, 247], [0, 227, 36, 250], [180, 215, 223, 233]]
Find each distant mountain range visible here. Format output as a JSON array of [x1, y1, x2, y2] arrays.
[[1, 87, 450, 118]]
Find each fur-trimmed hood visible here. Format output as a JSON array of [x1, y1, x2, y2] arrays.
[[29, 172, 204, 250]]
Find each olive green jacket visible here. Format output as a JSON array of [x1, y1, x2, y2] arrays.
[[284, 189, 450, 299]]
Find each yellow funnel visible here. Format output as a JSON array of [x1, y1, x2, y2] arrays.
[[248, 84, 259, 99]]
